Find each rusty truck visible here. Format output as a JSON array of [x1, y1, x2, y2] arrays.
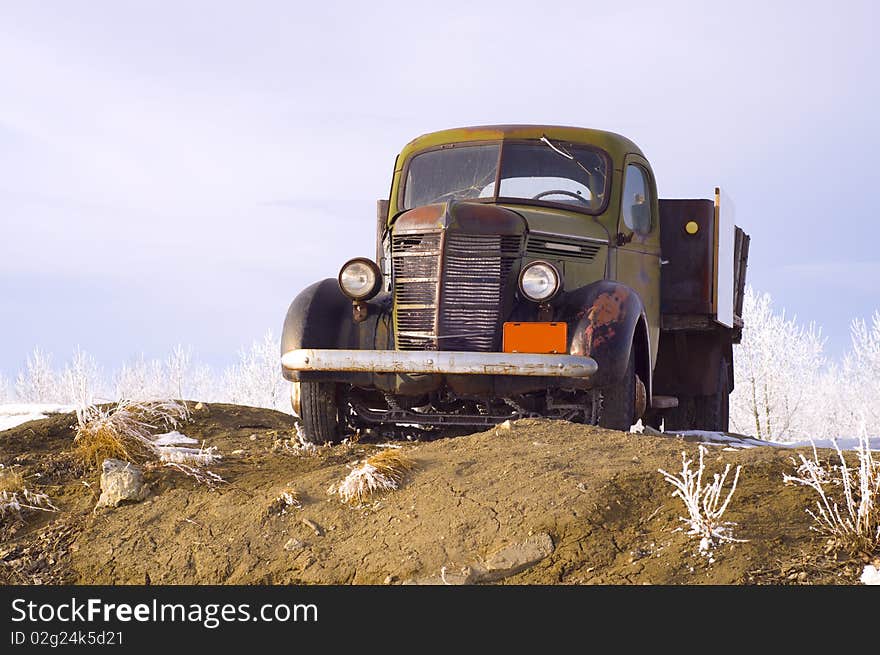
[[281, 125, 750, 443]]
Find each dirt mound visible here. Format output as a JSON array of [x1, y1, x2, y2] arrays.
[[0, 404, 868, 585]]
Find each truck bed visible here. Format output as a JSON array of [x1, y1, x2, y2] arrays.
[[658, 195, 749, 333]]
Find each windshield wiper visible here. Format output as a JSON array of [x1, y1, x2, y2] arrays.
[[540, 135, 595, 181]]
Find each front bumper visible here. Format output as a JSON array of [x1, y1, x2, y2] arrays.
[[281, 348, 598, 378]]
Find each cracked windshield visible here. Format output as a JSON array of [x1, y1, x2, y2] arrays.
[[403, 141, 608, 212]]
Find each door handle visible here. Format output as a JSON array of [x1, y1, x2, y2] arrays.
[[615, 232, 634, 246]]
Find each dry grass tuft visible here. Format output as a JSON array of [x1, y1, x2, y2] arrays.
[[0, 464, 59, 528], [0, 466, 25, 494], [73, 399, 189, 468], [330, 449, 415, 505]]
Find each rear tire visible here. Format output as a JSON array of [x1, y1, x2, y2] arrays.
[[694, 357, 730, 432], [299, 381, 343, 444], [598, 347, 643, 431], [662, 396, 693, 433]]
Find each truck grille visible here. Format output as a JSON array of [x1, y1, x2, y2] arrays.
[[392, 231, 520, 351]]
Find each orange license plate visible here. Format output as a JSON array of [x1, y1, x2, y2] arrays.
[[502, 322, 568, 354]]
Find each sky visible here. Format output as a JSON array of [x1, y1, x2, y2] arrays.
[[1, 0, 878, 377]]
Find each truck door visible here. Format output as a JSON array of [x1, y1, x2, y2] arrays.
[[614, 158, 661, 368]]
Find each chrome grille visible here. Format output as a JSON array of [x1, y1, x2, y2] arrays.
[[392, 230, 520, 352], [439, 233, 520, 351], [392, 232, 442, 350]]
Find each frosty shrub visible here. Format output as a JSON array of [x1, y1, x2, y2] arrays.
[[659, 446, 745, 555], [114, 351, 215, 403], [165, 345, 192, 403], [729, 287, 827, 441], [783, 425, 880, 555], [114, 354, 166, 401], [60, 347, 103, 407], [842, 312, 880, 430], [221, 331, 289, 412], [0, 374, 9, 403], [14, 347, 56, 403]]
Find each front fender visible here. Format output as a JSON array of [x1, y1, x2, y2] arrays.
[[280, 278, 391, 383], [558, 280, 648, 390]]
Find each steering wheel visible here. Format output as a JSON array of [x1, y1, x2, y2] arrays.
[[532, 189, 591, 206]]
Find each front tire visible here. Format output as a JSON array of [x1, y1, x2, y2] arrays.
[[299, 381, 343, 444], [598, 347, 645, 431]]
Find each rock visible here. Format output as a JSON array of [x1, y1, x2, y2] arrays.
[[284, 538, 305, 551], [96, 459, 148, 508], [383, 574, 396, 585], [797, 571, 808, 582], [477, 533, 554, 582], [194, 402, 208, 412], [249, 434, 258, 442]]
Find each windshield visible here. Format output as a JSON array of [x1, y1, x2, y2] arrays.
[[401, 140, 609, 213], [403, 144, 500, 209]]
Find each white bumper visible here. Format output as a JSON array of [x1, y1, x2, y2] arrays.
[[281, 348, 597, 378]]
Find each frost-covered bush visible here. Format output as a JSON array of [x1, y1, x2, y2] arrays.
[[14, 347, 56, 403], [113, 350, 216, 404], [658, 445, 745, 556], [220, 331, 289, 412], [730, 288, 827, 441], [60, 347, 103, 407], [842, 312, 880, 430], [115, 354, 167, 401], [784, 424, 880, 556]]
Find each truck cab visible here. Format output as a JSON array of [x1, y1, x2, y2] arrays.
[[281, 125, 749, 443]]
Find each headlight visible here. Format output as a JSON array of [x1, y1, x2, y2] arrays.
[[519, 260, 561, 302], [338, 258, 382, 300]]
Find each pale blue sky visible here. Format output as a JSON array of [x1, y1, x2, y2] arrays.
[[1, 0, 878, 375]]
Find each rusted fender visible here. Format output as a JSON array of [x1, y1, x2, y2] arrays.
[[282, 349, 597, 377], [558, 280, 650, 390], [280, 278, 391, 383]]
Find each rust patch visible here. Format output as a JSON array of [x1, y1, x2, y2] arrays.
[[394, 204, 447, 232], [583, 289, 629, 353]]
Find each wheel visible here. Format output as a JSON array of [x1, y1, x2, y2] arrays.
[[299, 381, 344, 444], [598, 347, 645, 431], [693, 357, 730, 432]]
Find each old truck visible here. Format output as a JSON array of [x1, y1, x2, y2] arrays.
[[281, 125, 749, 443]]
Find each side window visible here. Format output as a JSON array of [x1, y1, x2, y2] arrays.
[[621, 164, 652, 236]]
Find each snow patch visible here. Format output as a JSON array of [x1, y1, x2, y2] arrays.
[[861, 565, 880, 585], [671, 430, 880, 452], [152, 431, 198, 446], [0, 404, 76, 431]]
